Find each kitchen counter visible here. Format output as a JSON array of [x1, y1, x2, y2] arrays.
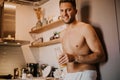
[[10, 77, 58, 80]]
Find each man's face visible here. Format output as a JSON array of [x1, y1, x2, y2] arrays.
[[59, 2, 77, 24]]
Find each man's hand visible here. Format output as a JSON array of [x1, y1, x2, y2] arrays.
[[58, 54, 75, 65]]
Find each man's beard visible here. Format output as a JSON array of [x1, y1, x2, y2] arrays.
[[63, 16, 75, 24]]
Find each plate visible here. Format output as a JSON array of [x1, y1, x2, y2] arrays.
[[42, 66, 52, 77]]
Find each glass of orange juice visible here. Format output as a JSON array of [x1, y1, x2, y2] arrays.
[[54, 47, 67, 67], [54, 47, 66, 79]]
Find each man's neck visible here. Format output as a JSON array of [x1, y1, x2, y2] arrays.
[[66, 19, 78, 28]]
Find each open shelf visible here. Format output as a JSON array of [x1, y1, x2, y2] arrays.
[[29, 20, 63, 33], [29, 20, 63, 47], [0, 39, 30, 46], [30, 38, 61, 47]]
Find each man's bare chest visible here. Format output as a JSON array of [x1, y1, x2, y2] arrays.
[[62, 29, 86, 53], [63, 34, 84, 47]]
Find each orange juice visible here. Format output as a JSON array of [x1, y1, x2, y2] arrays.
[[60, 64, 67, 68], [54, 47, 67, 68]]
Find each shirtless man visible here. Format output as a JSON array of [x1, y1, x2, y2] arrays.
[[58, 0, 105, 80]]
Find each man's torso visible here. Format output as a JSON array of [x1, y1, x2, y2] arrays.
[[60, 22, 96, 73]]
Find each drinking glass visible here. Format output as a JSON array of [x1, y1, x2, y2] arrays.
[[54, 47, 66, 80]]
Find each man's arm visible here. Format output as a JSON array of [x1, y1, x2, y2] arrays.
[[74, 24, 105, 64]]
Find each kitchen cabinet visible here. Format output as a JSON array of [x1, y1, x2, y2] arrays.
[[29, 20, 63, 47]]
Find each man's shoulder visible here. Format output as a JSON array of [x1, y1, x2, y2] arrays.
[[77, 22, 92, 30]]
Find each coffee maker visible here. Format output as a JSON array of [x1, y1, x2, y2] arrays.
[[26, 63, 39, 77]]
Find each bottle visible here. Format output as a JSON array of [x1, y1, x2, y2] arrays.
[[14, 68, 19, 79], [21, 68, 26, 79]]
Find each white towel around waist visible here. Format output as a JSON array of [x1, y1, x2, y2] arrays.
[[64, 70, 97, 80]]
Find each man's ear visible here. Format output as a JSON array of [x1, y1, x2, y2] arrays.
[[75, 9, 78, 14]]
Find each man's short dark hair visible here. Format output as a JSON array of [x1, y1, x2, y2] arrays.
[[59, 0, 76, 9]]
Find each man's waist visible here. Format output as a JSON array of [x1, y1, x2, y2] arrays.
[[66, 63, 96, 73]]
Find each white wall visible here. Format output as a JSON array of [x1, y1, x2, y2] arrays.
[[16, 4, 38, 63], [116, 0, 120, 45], [90, 0, 120, 80], [16, 4, 37, 41], [77, 0, 120, 80]]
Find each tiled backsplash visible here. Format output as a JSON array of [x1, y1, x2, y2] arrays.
[[0, 46, 26, 75]]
